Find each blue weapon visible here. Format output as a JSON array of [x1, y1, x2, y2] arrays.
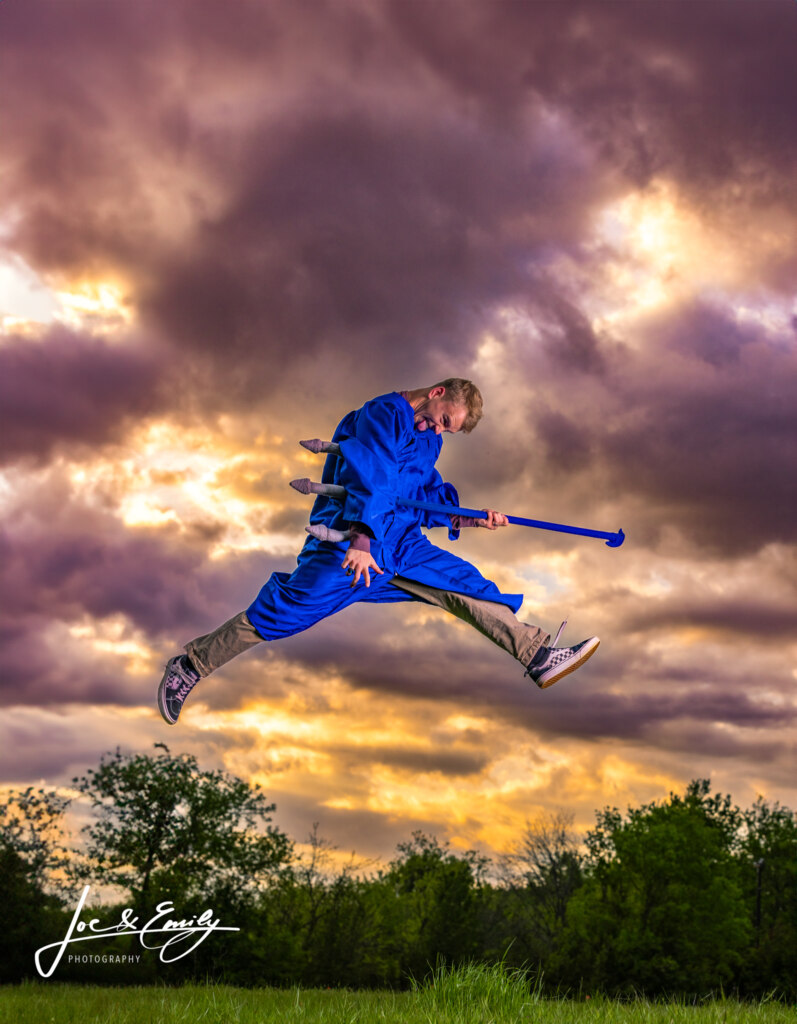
[[293, 442, 625, 548], [396, 497, 624, 548]]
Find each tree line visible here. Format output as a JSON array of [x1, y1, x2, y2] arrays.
[[1, 743, 795, 997]]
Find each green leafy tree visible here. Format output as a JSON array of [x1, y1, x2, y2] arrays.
[[0, 787, 71, 981], [739, 796, 797, 997], [276, 825, 389, 986], [230, 826, 404, 988], [0, 786, 72, 895], [386, 832, 488, 982], [72, 743, 292, 913], [492, 811, 583, 966], [553, 780, 750, 995]]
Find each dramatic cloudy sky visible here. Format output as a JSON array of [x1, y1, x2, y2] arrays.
[[1, 0, 796, 864]]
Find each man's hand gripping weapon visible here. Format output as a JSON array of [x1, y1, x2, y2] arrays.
[[292, 440, 625, 548]]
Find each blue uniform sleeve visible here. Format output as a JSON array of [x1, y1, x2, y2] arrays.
[[336, 396, 410, 544], [418, 472, 462, 540]]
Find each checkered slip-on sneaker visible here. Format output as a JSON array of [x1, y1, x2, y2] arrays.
[[526, 636, 600, 689], [157, 654, 201, 725]]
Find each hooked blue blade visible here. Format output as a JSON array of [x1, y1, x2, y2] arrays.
[[295, 444, 626, 548], [397, 498, 625, 548]]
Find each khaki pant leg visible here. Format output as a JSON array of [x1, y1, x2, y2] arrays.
[[390, 576, 550, 666], [185, 612, 264, 678]]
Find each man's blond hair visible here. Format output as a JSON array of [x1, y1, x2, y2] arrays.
[[432, 378, 483, 433]]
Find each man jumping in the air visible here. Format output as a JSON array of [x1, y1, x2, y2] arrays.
[[157, 379, 599, 725]]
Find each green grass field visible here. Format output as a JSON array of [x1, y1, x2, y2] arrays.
[[2, 964, 794, 1024]]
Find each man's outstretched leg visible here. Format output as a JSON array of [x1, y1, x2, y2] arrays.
[[158, 611, 263, 725], [389, 576, 599, 688], [156, 545, 405, 725]]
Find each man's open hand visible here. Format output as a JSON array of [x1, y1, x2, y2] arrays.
[[476, 508, 508, 530], [341, 548, 384, 587]]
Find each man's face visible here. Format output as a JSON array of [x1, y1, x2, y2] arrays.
[[414, 389, 467, 435]]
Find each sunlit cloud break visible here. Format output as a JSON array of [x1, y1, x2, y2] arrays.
[[0, 0, 795, 863]]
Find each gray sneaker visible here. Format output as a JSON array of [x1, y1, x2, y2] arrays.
[[526, 636, 600, 689], [157, 655, 201, 725]]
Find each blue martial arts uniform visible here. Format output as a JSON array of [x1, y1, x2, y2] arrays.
[[246, 392, 523, 641]]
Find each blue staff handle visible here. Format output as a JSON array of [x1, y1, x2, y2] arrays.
[[291, 473, 625, 548], [397, 498, 625, 548]]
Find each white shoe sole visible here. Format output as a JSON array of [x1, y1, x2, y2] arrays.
[[536, 637, 600, 689]]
